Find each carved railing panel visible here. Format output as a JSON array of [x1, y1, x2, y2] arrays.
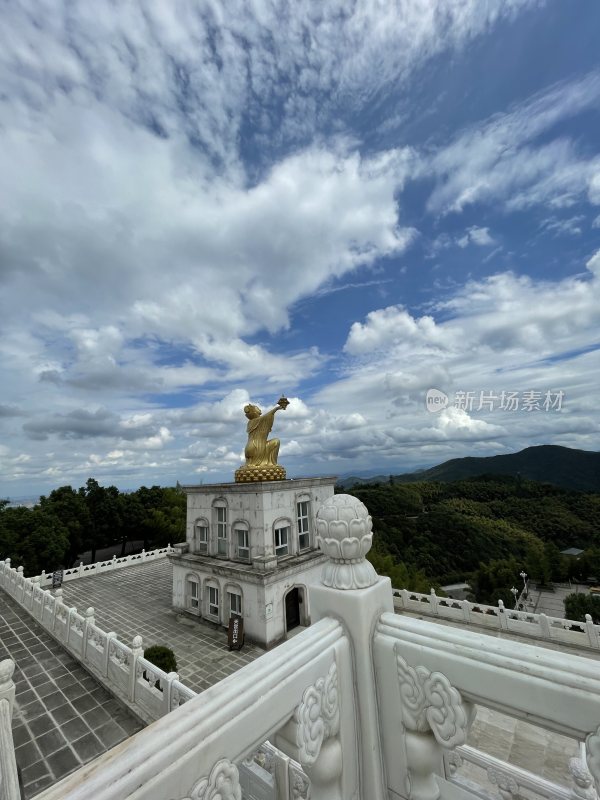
[[33, 618, 354, 800], [375, 612, 600, 800]]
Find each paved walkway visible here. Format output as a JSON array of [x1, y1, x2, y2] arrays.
[[57, 559, 263, 693], [0, 592, 144, 798]]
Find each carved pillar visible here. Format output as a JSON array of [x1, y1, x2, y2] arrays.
[[309, 493, 392, 800], [395, 650, 473, 800]]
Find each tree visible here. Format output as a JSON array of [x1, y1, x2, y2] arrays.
[[564, 593, 600, 624], [0, 505, 69, 575], [39, 486, 92, 565], [83, 479, 122, 562]]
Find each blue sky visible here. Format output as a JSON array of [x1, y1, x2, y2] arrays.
[[1, 0, 599, 496]]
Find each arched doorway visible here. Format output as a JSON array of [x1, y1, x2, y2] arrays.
[[285, 587, 301, 632]]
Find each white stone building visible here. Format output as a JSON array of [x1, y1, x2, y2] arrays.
[[169, 476, 336, 647]]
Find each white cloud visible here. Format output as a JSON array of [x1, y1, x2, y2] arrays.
[[457, 226, 495, 248], [426, 71, 600, 215]]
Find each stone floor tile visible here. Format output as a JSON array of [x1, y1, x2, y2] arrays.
[[44, 690, 68, 710], [15, 739, 43, 769], [60, 716, 92, 742], [71, 693, 97, 713], [12, 723, 33, 748], [71, 732, 104, 762], [82, 705, 111, 728], [36, 728, 67, 757], [51, 702, 79, 725], [23, 772, 54, 798], [47, 746, 80, 778], [28, 714, 56, 737], [95, 719, 128, 748], [20, 758, 50, 787]]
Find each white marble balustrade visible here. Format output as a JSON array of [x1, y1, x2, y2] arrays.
[[3, 495, 600, 800], [393, 587, 600, 650], [34, 546, 174, 588], [0, 558, 195, 727]]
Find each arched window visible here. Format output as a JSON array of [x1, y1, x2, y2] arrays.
[[296, 496, 311, 551], [205, 580, 220, 621], [232, 521, 250, 562], [194, 518, 209, 555], [212, 499, 228, 557], [274, 518, 292, 558], [185, 574, 200, 614], [225, 583, 243, 619]]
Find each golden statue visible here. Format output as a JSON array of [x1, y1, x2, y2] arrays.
[[235, 396, 289, 482]]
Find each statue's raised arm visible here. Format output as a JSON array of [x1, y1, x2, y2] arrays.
[[235, 396, 289, 483]]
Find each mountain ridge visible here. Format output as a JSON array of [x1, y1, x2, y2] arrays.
[[338, 445, 600, 492]]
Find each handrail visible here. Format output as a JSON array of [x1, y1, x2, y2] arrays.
[[36, 618, 348, 800], [393, 586, 600, 649]]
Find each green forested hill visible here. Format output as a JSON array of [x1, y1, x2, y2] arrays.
[[352, 476, 600, 604], [395, 445, 600, 491]]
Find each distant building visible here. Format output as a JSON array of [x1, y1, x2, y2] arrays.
[[441, 582, 471, 600], [169, 477, 336, 648], [561, 547, 585, 558]]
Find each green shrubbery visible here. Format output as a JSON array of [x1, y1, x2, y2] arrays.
[[144, 645, 178, 674]]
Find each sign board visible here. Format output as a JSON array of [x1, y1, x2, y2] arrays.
[[228, 615, 244, 651], [52, 569, 63, 588]]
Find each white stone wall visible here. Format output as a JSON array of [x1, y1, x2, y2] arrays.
[[183, 478, 336, 562], [172, 558, 324, 646]]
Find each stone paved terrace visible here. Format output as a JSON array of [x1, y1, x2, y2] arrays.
[[56, 558, 264, 693], [0, 592, 144, 798]]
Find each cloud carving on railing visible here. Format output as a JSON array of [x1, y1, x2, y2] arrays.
[[586, 727, 600, 795], [395, 648, 469, 748], [175, 758, 241, 800], [293, 661, 339, 765]]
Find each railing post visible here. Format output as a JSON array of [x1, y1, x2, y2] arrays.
[[83, 607, 95, 662], [429, 588, 439, 615], [461, 599, 472, 623], [31, 576, 41, 618], [66, 606, 77, 643], [105, 632, 117, 678], [539, 613, 552, 639], [304, 494, 391, 800], [163, 671, 179, 715], [0, 659, 20, 800], [130, 635, 143, 703], [16, 567, 24, 603], [78, 561, 84, 578], [112, 555, 117, 570], [498, 599, 509, 630], [53, 589, 63, 631], [141, 549, 147, 563], [585, 615, 599, 649]]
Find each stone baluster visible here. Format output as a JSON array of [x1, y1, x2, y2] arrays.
[[16, 566, 24, 603], [130, 635, 143, 702], [538, 613, 552, 639], [53, 589, 63, 631], [83, 607, 95, 661], [0, 659, 20, 800], [141, 549, 147, 562], [30, 576, 41, 617], [163, 671, 179, 715], [78, 561, 84, 578], [429, 588, 439, 615], [461, 599, 472, 623], [105, 632, 117, 677], [585, 615, 599, 649], [112, 555, 117, 570], [497, 599, 509, 629], [66, 606, 77, 643]]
